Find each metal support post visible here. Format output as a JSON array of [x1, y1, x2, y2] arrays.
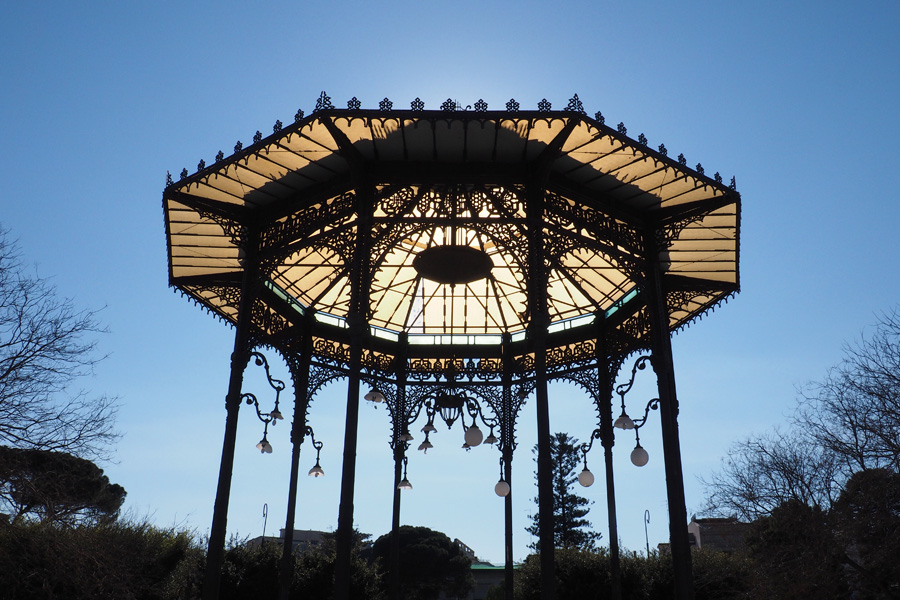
[[202, 229, 259, 600], [645, 234, 694, 600], [334, 186, 373, 600], [278, 320, 314, 600], [597, 342, 622, 600]]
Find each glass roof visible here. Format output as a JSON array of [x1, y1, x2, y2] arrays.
[[164, 108, 739, 355]]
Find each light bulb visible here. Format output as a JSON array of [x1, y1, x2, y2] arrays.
[[464, 425, 483, 447], [614, 411, 635, 430], [631, 444, 649, 467], [578, 468, 595, 487]]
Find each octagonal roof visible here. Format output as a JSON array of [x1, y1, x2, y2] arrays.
[[164, 98, 739, 362]]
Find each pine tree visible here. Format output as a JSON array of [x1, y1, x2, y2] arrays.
[[526, 432, 602, 550]]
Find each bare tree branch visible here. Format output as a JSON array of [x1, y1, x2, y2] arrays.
[[0, 227, 118, 461], [703, 307, 900, 521]]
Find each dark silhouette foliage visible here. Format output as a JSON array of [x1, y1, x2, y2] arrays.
[[830, 468, 900, 599], [0, 520, 197, 600], [0, 446, 125, 525], [371, 525, 473, 600], [512, 548, 750, 600]]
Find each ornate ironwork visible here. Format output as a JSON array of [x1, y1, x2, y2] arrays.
[[410, 97, 424, 111], [566, 94, 585, 114], [474, 99, 488, 112], [543, 190, 645, 282], [506, 99, 520, 111], [315, 91, 334, 112], [379, 98, 393, 111], [241, 351, 287, 453], [347, 97, 361, 110], [259, 192, 357, 261], [413, 373, 500, 453], [537, 98, 551, 112]]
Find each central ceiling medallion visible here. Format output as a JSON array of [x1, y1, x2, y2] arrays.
[[413, 245, 493, 285]]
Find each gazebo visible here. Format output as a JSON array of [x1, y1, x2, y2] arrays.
[[163, 93, 740, 600]]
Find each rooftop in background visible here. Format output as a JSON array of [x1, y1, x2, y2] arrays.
[[688, 517, 750, 554]]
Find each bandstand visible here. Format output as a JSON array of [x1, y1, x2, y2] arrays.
[[162, 93, 740, 600]]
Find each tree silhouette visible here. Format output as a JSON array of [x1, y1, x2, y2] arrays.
[[0, 227, 118, 460], [371, 525, 473, 600], [526, 432, 601, 551], [0, 446, 125, 525]]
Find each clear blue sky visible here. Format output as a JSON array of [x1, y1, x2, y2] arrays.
[[2, 1, 899, 564]]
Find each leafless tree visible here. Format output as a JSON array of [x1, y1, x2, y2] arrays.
[[0, 227, 118, 460], [704, 308, 900, 521], [795, 308, 900, 476], [702, 429, 841, 521]]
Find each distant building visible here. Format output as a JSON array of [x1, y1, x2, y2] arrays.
[[467, 564, 506, 600], [658, 516, 750, 555], [687, 516, 750, 553], [246, 528, 327, 553], [453, 538, 509, 600]]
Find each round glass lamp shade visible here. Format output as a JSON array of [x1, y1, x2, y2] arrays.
[[495, 480, 511, 497], [464, 425, 483, 447], [631, 444, 649, 467], [308, 462, 325, 477], [578, 468, 595, 487]]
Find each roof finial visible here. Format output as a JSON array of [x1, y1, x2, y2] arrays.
[[315, 91, 333, 112]]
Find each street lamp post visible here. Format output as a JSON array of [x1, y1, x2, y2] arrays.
[[644, 510, 651, 558]]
